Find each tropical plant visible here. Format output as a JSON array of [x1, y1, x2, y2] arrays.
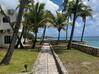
[[67, 0, 80, 49], [62, 0, 73, 41], [25, 2, 52, 48], [40, 11, 53, 44], [50, 12, 66, 43], [66, 0, 91, 49], [80, 6, 92, 42]]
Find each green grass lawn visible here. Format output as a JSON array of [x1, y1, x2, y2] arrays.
[[55, 49, 99, 74], [0, 49, 38, 74]]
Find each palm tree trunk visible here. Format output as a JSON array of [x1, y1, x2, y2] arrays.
[[0, 0, 28, 65], [15, 26, 25, 48], [81, 19, 86, 42], [66, 17, 69, 41], [23, 28, 28, 44], [32, 32, 37, 49], [66, 25, 68, 41], [40, 25, 47, 44], [67, 0, 79, 49], [57, 30, 61, 43]]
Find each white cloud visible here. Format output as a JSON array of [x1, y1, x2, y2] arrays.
[[0, 0, 59, 15], [34, 0, 59, 15]]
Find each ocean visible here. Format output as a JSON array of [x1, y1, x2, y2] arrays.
[[56, 36, 99, 48], [73, 37, 99, 48]]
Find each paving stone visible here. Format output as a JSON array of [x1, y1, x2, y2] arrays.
[[32, 43, 59, 74]]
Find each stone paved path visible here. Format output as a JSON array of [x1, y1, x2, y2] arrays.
[[32, 43, 59, 74]]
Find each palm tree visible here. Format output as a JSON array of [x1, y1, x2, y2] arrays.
[[67, 0, 79, 49], [50, 12, 66, 43], [25, 3, 51, 48], [80, 6, 92, 42], [40, 11, 53, 44], [40, 25, 47, 44], [63, 0, 74, 42], [66, 0, 91, 49], [65, 17, 69, 41], [0, 0, 30, 65]]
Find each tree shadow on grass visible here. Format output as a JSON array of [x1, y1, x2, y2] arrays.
[[53, 46, 72, 54]]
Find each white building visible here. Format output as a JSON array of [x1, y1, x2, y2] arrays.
[[0, 5, 22, 48]]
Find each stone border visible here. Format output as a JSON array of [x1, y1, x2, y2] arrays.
[[71, 43, 99, 57], [50, 44, 68, 74]]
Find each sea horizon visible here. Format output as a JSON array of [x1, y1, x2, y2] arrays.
[[44, 36, 99, 48]]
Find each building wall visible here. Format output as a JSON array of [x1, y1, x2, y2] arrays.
[[0, 7, 24, 48], [0, 32, 13, 48], [0, 9, 15, 48]]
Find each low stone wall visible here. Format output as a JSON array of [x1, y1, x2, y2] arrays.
[[50, 44, 68, 74], [71, 43, 99, 57]]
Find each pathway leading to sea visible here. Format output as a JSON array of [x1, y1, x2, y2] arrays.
[[32, 43, 59, 74]]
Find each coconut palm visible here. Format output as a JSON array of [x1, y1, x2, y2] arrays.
[[40, 11, 53, 44], [0, 0, 30, 65], [63, 0, 74, 41], [66, 0, 91, 49], [50, 12, 66, 43], [67, 0, 80, 49], [80, 6, 92, 42], [25, 2, 52, 48]]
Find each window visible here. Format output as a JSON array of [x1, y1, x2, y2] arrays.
[[0, 30, 6, 34], [8, 9, 14, 15], [7, 29, 11, 33], [3, 16, 10, 23], [0, 30, 3, 33], [4, 36, 11, 44]]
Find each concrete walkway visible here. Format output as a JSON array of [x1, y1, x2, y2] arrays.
[[32, 43, 59, 74]]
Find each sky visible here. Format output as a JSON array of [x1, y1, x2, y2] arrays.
[[0, 0, 99, 37]]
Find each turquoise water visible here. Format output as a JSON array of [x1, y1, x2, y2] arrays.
[[56, 37, 99, 48], [73, 37, 99, 47]]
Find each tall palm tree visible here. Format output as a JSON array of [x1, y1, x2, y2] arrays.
[[67, 0, 79, 49], [0, 0, 30, 65], [65, 17, 69, 41], [63, 0, 68, 41], [40, 11, 53, 44], [80, 6, 92, 42], [63, 0, 74, 42], [66, 0, 91, 49], [50, 12, 66, 43], [25, 3, 51, 48]]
